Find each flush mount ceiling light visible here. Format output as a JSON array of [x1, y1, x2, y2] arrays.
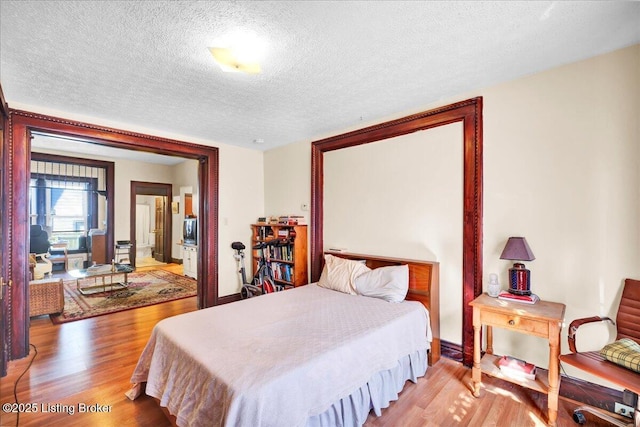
[[209, 30, 266, 74]]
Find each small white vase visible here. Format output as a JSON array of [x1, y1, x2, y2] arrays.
[[487, 273, 501, 297]]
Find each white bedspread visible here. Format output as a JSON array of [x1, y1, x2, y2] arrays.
[[130, 284, 431, 427]]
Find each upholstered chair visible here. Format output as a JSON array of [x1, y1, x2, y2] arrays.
[[560, 278, 640, 426], [30, 224, 53, 279]]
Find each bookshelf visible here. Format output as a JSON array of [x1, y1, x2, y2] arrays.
[[251, 224, 308, 288]]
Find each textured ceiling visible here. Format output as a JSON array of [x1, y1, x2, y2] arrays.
[[1, 1, 639, 152]]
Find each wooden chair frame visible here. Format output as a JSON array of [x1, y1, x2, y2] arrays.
[[560, 278, 640, 426]]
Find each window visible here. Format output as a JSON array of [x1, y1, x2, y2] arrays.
[[30, 179, 90, 249], [30, 159, 105, 251]]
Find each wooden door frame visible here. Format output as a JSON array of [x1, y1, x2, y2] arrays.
[[310, 97, 483, 367], [0, 85, 8, 376], [130, 181, 173, 267], [6, 109, 218, 361]]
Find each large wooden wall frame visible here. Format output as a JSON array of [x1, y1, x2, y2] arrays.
[[0, 84, 8, 376], [310, 97, 483, 366], [6, 109, 219, 361]]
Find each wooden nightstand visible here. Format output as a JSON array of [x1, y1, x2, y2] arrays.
[[470, 293, 565, 426]]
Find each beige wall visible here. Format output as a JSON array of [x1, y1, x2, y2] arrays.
[[218, 144, 264, 296], [171, 159, 199, 259], [323, 123, 464, 342], [111, 158, 177, 242], [265, 44, 640, 387], [264, 141, 312, 220]]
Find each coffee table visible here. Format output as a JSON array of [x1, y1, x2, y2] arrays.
[[69, 264, 134, 295]]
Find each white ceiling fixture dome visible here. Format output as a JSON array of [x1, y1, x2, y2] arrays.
[[209, 30, 267, 74]]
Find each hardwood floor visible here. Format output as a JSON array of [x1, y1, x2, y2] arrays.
[[1, 280, 619, 426]]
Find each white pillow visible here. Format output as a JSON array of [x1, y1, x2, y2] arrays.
[[354, 264, 409, 302], [317, 254, 371, 295]]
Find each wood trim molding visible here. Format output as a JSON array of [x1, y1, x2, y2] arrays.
[[441, 340, 464, 361], [0, 85, 8, 119], [6, 109, 219, 360], [0, 83, 8, 376], [559, 372, 624, 415], [217, 293, 242, 305], [310, 97, 483, 366]]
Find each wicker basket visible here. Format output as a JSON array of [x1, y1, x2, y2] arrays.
[[29, 278, 64, 317]]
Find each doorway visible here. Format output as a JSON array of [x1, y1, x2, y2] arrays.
[[132, 195, 167, 267], [131, 182, 172, 269], [5, 110, 219, 362]]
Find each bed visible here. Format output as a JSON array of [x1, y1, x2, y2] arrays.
[[129, 253, 440, 427]]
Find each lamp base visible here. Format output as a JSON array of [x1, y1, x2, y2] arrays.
[[508, 263, 531, 296]]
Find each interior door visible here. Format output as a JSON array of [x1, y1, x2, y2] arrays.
[[154, 196, 165, 262]]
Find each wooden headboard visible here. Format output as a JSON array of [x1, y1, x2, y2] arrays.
[[326, 252, 440, 366]]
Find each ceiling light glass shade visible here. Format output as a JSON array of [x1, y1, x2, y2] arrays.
[[208, 31, 266, 75], [209, 47, 261, 74]]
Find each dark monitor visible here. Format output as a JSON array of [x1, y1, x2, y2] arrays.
[[183, 218, 197, 245]]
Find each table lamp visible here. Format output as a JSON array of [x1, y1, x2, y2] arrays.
[[499, 237, 535, 295]]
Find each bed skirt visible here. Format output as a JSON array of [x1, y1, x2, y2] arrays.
[[132, 348, 428, 427], [306, 348, 427, 427]]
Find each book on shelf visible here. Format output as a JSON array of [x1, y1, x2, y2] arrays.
[[274, 215, 307, 225], [278, 216, 290, 224], [289, 215, 307, 225], [257, 226, 274, 240], [271, 262, 293, 282], [497, 355, 536, 381], [277, 229, 289, 237], [269, 243, 293, 262], [497, 291, 539, 304]]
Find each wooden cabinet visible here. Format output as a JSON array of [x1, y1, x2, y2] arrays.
[[182, 245, 197, 279], [89, 232, 107, 265], [251, 224, 308, 288]]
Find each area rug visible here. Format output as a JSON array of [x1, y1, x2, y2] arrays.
[[50, 269, 196, 324]]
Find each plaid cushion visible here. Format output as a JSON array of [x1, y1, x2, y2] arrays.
[[600, 338, 640, 373]]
